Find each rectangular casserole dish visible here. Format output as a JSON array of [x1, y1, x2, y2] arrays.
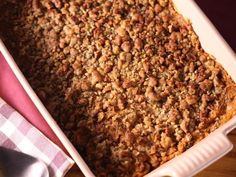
[[0, 0, 236, 176]]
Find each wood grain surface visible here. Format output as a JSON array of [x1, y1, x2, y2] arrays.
[[65, 129, 236, 177]]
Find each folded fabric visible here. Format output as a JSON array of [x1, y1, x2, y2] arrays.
[[0, 54, 64, 150], [0, 98, 74, 177]]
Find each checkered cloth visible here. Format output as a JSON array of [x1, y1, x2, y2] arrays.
[[0, 98, 74, 177]]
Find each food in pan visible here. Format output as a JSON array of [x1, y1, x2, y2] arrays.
[[0, 0, 236, 176]]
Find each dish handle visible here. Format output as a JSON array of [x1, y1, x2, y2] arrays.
[[146, 131, 233, 177]]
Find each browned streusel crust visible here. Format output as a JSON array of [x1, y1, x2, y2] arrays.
[[1, 0, 236, 176]]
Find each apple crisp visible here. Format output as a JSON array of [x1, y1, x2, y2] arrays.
[[0, 0, 236, 176]]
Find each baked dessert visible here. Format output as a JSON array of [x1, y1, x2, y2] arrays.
[[0, 0, 236, 176]]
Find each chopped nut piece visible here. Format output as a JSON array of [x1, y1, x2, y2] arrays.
[[139, 70, 146, 78], [199, 79, 213, 91], [123, 132, 135, 146], [189, 62, 195, 72], [159, 0, 168, 7], [134, 38, 143, 50], [148, 77, 158, 87], [131, 12, 142, 22], [143, 62, 150, 73], [112, 45, 120, 54], [114, 35, 122, 46], [180, 119, 189, 133], [121, 41, 132, 52], [119, 51, 132, 61], [97, 112, 105, 122], [122, 80, 133, 89], [91, 70, 103, 84], [81, 81, 91, 91], [179, 100, 188, 109], [104, 65, 113, 73], [161, 133, 172, 149], [186, 95, 198, 105], [154, 4, 162, 13], [70, 48, 78, 57], [146, 90, 159, 102], [52, 0, 62, 8], [116, 27, 128, 37]]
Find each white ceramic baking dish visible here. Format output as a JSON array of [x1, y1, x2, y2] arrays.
[[0, 0, 236, 177]]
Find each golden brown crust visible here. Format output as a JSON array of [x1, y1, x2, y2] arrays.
[[0, 0, 236, 176]]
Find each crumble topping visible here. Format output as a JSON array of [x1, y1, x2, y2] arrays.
[[0, 0, 236, 176]]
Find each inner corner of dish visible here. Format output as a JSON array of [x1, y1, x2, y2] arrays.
[[0, 0, 236, 176]]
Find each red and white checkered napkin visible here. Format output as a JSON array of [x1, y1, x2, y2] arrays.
[[0, 98, 74, 177]]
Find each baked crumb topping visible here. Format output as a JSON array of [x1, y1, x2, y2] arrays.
[[1, 0, 236, 176]]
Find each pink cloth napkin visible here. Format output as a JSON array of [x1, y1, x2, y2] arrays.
[[0, 98, 74, 177], [0, 53, 66, 151]]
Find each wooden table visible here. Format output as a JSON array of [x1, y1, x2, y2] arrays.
[[66, 130, 236, 177]]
